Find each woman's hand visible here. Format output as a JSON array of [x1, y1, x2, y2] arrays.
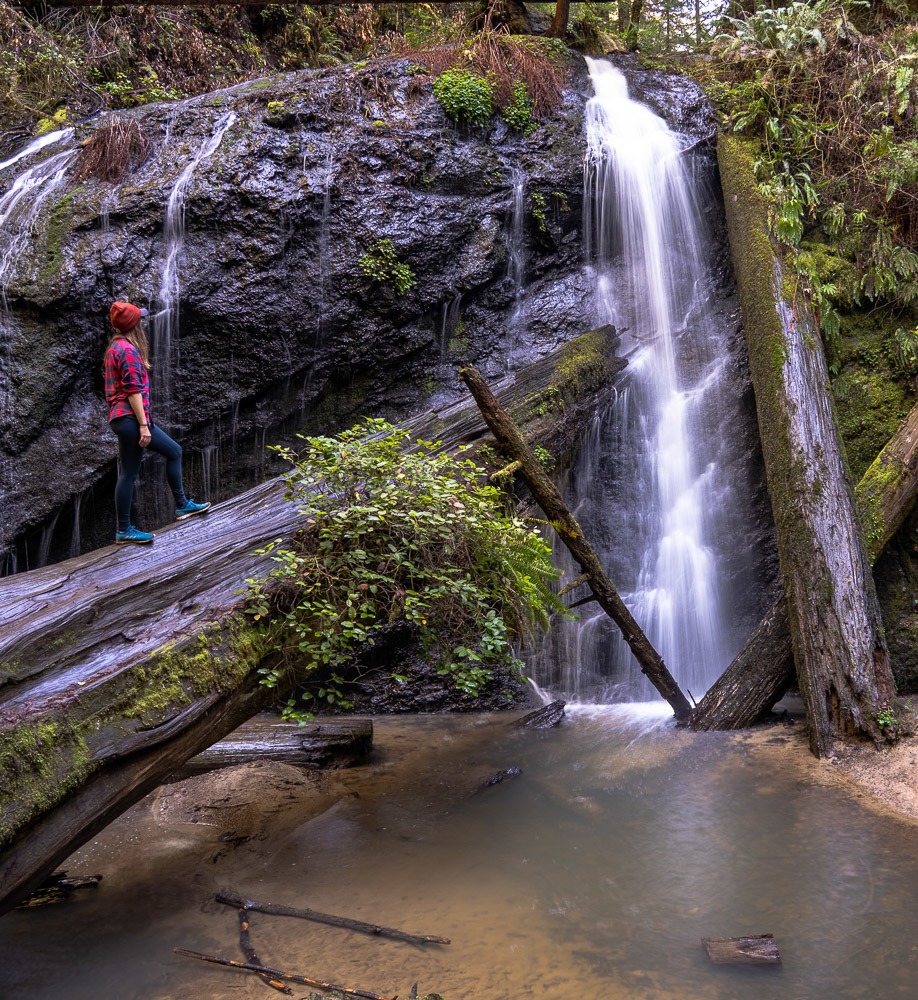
[[139, 424, 152, 447]]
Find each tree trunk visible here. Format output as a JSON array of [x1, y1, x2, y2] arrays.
[[459, 365, 692, 720], [548, 0, 571, 38], [711, 134, 896, 757], [691, 398, 918, 731], [0, 327, 627, 916]]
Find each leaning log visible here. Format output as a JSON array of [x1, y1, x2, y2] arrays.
[[0, 326, 627, 917], [691, 398, 918, 730], [167, 717, 374, 780], [710, 135, 895, 756], [459, 365, 692, 720]]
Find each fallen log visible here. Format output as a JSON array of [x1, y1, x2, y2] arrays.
[[516, 700, 566, 729], [0, 326, 627, 917], [691, 399, 918, 730], [174, 948, 396, 1000], [691, 393, 918, 730], [459, 365, 692, 720], [216, 889, 450, 946], [702, 934, 781, 966], [167, 717, 373, 780], [704, 135, 896, 756]]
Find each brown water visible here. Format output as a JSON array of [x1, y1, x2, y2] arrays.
[[2, 709, 918, 999]]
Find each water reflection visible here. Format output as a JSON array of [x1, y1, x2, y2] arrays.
[[1, 714, 916, 1000]]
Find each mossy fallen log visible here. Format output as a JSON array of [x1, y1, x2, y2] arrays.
[[701, 135, 896, 755], [167, 717, 374, 780], [0, 326, 627, 916], [690, 397, 918, 731]]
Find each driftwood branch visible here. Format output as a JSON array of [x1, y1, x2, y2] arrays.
[[216, 890, 451, 946], [459, 365, 692, 720], [174, 948, 395, 1000], [690, 375, 918, 730]]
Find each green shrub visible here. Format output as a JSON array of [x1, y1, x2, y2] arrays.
[[247, 419, 568, 717], [502, 81, 536, 134], [358, 239, 416, 296], [432, 68, 494, 127]]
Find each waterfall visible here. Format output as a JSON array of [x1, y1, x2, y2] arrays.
[[535, 60, 758, 704], [505, 167, 527, 363], [0, 131, 76, 487], [152, 111, 236, 422]]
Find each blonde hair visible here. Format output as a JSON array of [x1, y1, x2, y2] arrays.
[[110, 322, 152, 370]]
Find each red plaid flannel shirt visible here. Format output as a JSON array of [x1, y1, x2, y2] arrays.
[[104, 337, 151, 424]]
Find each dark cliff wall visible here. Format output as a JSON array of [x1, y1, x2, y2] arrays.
[[0, 56, 721, 571]]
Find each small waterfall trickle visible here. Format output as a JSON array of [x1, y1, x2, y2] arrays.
[[68, 491, 83, 559], [152, 111, 236, 422], [316, 149, 335, 341], [505, 167, 527, 364], [438, 293, 463, 362], [535, 60, 760, 704], [0, 131, 76, 483]]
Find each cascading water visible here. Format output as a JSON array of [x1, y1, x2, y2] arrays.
[[504, 167, 527, 365], [152, 111, 236, 423], [0, 131, 76, 554], [534, 59, 761, 704]]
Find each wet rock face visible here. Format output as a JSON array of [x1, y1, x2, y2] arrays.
[[0, 55, 723, 570]]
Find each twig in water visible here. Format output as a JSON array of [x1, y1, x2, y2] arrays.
[[238, 907, 292, 994], [216, 889, 450, 946], [173, 948, 397, 1000]]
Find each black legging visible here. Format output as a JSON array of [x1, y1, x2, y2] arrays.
[[110, 416, 187, 532]]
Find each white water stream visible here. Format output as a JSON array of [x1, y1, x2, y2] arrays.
[[152, 111, 236, 422], [0, 131, 76, 558], [535, 60, 759, 704]]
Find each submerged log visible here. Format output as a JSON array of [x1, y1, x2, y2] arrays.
[[0, 327, 626, 917], [459, 365, 692, 720], [702, 934, 781, 966], [167, 717, 373, 780], [16, 870, 102, 908], [474, 767, 523, 794], [516, 700, 566, 729], [711, 135, 895, 756]]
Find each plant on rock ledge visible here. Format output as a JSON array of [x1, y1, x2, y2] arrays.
[[246, 418, 568, 719], [358, 238, 416, 295]]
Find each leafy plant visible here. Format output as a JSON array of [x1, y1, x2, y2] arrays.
[[502, 81, 536, 134], [358, 238, 416, 295], [246, 419, 569, 718], [432, 68, 494, 127], [876, 708, 898, 729]]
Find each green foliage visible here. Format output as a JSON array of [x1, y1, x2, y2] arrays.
[[530, 191, 548, 234], [876, 708, 898, 729], [358, 238, 416, 296], [502, 81, 536, 134], [432, 68, 494, 127], [247, 419, 569, 718]]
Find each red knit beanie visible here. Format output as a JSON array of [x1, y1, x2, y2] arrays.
[[110, 301, 148, 333]]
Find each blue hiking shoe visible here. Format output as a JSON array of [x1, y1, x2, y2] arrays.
[[175, 499, 211, 521], [116, 525, 154, 545]]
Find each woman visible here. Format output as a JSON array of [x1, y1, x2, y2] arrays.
[[105, 300, 209, 545]]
